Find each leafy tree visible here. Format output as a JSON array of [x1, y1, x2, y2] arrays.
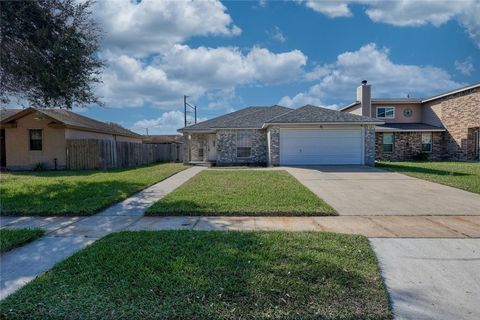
[[0, 0, 104, 108]]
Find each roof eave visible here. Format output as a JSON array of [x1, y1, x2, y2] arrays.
[[339, 101, 360, 111], [421, 82, 480, 103], [262, 121, 384, 128], [376, 127, 446, 132]]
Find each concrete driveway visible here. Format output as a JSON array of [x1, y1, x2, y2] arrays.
[[371, 238, 480, 320], [285, 165, 480, 215]]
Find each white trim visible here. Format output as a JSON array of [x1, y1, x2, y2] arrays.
[[376, 106, 395, 119], [421, 132, 433, 153], [262, 121, 382, 128], [421, 82, 480, 103], [376, 128, 446, 132]]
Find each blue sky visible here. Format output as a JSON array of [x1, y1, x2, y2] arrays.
[[74, 0, 479, 135]]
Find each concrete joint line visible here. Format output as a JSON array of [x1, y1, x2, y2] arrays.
[[366, 217, 399, 237], [424, 217, 470, 238]]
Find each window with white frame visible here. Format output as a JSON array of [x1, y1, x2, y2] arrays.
[[236, 131, 252, 158], [376, 107, 395, 119], [383, 133, 394, 153], [421, 133, 432, 152]]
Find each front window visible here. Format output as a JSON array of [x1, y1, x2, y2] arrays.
[[377, 107, 395, 119], [382, 133, 394, 153], [421, 133, 432, 152], [236, 131, 252, 158], [29, 129, 42, 151]]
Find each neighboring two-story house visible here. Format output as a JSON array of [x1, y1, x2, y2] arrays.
[[340, 81, 480, 162]]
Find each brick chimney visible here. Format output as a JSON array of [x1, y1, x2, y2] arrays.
[[356, 80, 371, 117]]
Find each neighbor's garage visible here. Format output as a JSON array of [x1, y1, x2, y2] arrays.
[[279, 128, 364, 165]]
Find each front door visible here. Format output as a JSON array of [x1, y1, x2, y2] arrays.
[[207, 134, 217, 162]]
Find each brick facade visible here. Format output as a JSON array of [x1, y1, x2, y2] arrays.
[[375, 132, 444, 161], [364, 125, 376, 166], [216, 129, 268, 165], [267, 126, 280, 166], [424, 87, 480, 160], [184, 126, 380, 166]]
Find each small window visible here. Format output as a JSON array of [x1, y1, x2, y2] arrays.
[[421, 133, 432, 152], [198, 148, 204, 158], [29, 129, 42, 151], [382, 133, 394, 153], [236, 131, 252, 158], [377, 107, 395, 119]]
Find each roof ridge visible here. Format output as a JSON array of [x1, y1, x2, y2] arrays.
[[182, 106, 259, 130], [263, 105, 298, 123]]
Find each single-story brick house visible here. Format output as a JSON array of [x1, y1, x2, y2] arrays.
[[179, 105, 383, 166], [0, 107, 142, 170], [340, 81, 480, 161]]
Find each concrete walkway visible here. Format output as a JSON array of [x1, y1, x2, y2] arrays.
[[4, 215, 479, 238], [371, 238, 480, 320], [284, 165, 480, 215], [0, 166, 205, 299]]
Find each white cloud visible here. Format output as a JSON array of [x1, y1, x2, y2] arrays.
[[279, 43, 461, 108], [267, 26, 287, 43], [89, 0, 309, 111], [455, 57, 475, 76], [302, 0, 480, 47], [304, 0, 353, 18], [98, 46, 307, 108], [132, 110, 208, 134], [95, 0, 241, 56], [97, 52, 204, 108]]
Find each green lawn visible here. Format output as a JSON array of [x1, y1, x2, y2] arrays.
[[0, 228, 45, 253], [377, 161, 480, 194], [0, 231, 392, 320], [0, 163, 188, 216], [147, 170, 335, 216]]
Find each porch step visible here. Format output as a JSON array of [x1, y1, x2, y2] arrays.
[[188, 161, 215, 167]]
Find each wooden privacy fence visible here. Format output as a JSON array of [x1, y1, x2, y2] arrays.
[[66, 139, 183, 170]]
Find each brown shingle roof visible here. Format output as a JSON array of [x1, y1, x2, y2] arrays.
[[0, 109, 21, 120], [1, 108, 142, 139]]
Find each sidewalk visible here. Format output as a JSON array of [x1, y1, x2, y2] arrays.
[[0, 166, 205, 299], [4, 215, 479, 238]]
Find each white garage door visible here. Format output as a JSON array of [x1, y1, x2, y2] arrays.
[[280, 128, 363, 165]]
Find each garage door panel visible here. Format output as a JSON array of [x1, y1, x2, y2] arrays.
[[280, 128, 363, 165]]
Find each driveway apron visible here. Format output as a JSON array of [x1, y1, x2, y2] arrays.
[[284, 165, 480, 215]]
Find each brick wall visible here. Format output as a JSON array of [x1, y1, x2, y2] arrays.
[[267, 126, 280, 166], [216, 129, 267, 165], [376, 132, 444, 161], [423, 87, 480, 160]]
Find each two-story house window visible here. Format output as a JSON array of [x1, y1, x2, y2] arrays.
[[382, 133, 394, 153], [421, 133, 432, 152], [376, 107, 395, 119]]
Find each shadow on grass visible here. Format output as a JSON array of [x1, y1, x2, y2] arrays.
[[3, 164, 161, 178], [146, 200, 337, 216], [0, 180, 145, 216], [377, 163, 471, 177], [0, 231, 392, 319]]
